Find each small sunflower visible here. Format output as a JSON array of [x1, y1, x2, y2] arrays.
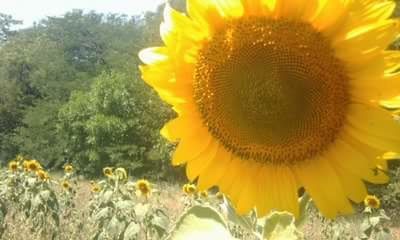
[[182, 183, 197, 195], [61, 180, 71, 190], [26, 160, 42, 172], [216, 192, 224, 201], [8, 161, 19, 172], [91, 184, 101, 193], [135, 179, 151, 196], [22, 160, 29, 171], [64, 164, 73, 173], [114, 167, 128, 181], [200, 190, 209, 198], [36, 169, 50, 181], [364, 195, 381, 209], [103, 167, 113, 177], [140, 0, 400, 218]]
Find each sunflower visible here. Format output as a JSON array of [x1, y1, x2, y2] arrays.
[[364, 195, 381, 209], [216, 192, 224, 201], [26, 160, 42, 172], [135, 179, 151, 196], [8, 161, 19, 172], [64, 164, 73, 173], [182, 183, 197, 195], [200, 190, 209, 198], [61, 180, 71, 190], [114, 167, 128, 181], [91, 184, 101, 193], [139, 0, 400, 218], [36, 169, 50, 181], [103, 167, 113, 177]]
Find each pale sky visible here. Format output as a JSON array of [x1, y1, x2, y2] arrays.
[[0, 0, 166, 28]]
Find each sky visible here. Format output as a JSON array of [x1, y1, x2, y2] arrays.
[[0, 0, 165, 28]]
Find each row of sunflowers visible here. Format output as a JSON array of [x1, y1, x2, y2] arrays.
[[0, 154, 394, 240]]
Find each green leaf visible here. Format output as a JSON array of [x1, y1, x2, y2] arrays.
[[123, 222, 140, 240], [374, 228, 392, 240], [134, 203, 150, 220], [152, 209, 169, 237], [263, 211, 304, 240], [167, 205, 234, 240], [224, 198, 255, 231], [106, 216, 126, 239], [94, 207, 111, 223], [294, 194, 310, 227], [370, 216, 380, 227]]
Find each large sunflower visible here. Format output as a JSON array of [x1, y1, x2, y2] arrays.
[[139, 0, 400, 218]]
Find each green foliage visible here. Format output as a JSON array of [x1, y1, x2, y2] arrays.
[[367, 161, 400, 222], [88, 168, 169, 239], [0, 157, 60, 239], [166, 205, 233, 240], [263, 212, 304, 240], [59, 71, 173, 176], [0, 13, 22, 43], [0, 8, 172, 173], [11, 100, 68, 168]]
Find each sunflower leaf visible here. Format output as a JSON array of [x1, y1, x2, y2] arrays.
[[166, 205, 235, 240], [263, 211, 304, 240]]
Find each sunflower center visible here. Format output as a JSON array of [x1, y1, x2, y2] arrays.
[[194, 17, 350, 164]]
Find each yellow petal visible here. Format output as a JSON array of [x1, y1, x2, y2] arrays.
[[335, 0, 395, 38], [138, 47, 169, 65], [346, 103, 400, 151], [218, 156, 243, 193], [161, 112, 202, 142], [240, 0, 272, 16], [351, 73, 400, 103], [384, 51, 400, 74], [161, 3, 207, 48], [172, 126, 212, 165], [380, 95, 400, 110], [255, 166, 274, 217], [197, 146, 232, 190], [272, 0, 318, 20], [186, 140, 219, 181], [294, 157, 353, 218], [228, 160, 254, 206], [235, 161, 261, 215], [212, 0, 244, 18], [274, 167, 299, 217], [186, 0, 224, 33], [332, 166, 367, 203], [311, 0, 349, 34], [334, 20, 398, 67], [334, 136, 389, 184]]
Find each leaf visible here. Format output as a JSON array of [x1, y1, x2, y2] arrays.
[[115, 200, 135, 211], [369, 216, 380, 227], [101, 190, 113, 204], [374, 228, 392, 240], [263, 211, 304, 240], [224, 198, 255, 231], [152, 209, 170, 237], [123, 222, 140, 240], [94, 207, 111, 223], [134, 203, 150, 220], [295, 194, 310, 227], [166, 205, 234, 240], [106, 216, 126, 239]]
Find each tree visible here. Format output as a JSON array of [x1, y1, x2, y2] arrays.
[[59, 71, 174, 176], [0, 13, 22, 43]]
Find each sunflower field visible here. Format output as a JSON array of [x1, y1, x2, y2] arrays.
[[2, 0, 400, 239]]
